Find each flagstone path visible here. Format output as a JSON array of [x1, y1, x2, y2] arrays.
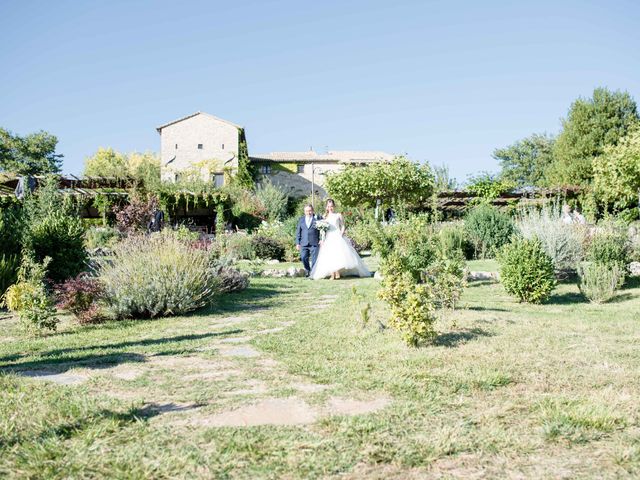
[[7, 290, 391, 427]]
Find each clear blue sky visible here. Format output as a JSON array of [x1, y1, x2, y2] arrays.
[[1, 0, 639, 182]]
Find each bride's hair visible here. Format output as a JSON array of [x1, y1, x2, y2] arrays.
[[324, 198, 336, 217]]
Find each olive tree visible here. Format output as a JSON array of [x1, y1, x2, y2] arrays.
[[324, 156, 434, 208]]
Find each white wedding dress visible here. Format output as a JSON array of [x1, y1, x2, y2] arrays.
[[310, 213, 371, 280]]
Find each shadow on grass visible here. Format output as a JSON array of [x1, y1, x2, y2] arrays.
[[3, 402, 169, 449], [0, 330, 242, 365], [606, 292, 636, 304], [433, 327, 494, 347], [546, 291, 586, 305], [2, 351, 147, 375], [623, 276, 640, 290], [191, 285, 286, 317], [467, 306, 510, 312], [465, 280, 498, 288]]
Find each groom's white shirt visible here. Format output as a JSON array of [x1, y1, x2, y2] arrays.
[[305, 215, 313, 228]]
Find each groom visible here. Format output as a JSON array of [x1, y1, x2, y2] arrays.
[[295, 204, 322, 276]]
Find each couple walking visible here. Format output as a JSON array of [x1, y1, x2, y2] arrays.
[[295, 199, 371, 280]]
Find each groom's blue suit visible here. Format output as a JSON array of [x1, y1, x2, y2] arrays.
[[296, 214, 322, 274]]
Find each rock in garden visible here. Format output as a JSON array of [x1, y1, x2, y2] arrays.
[[286, 267, 307, 277], [262, 269, 287, 278], [466, 271, 500, 281], [373, 271, 383, 280]]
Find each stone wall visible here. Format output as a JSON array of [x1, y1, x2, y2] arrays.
[[160, 114, 240, 182], [257, 162, 344, 198]]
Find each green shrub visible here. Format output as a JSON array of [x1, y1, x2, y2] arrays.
[[215, 234, 256, 260], [587, 228, 630, 272], [84, 226, 121, 250], [464, 204, 514, 258], [499, 238, 556, 303], [26, 210, 87, 282], [5, 255, 58, 334], [0, 254, 19, 298], [97, 232, 219, 319], [371, 214, 437, 280], [255, 179, 288, 222], [517, 204, 587, 277], [0, 203, 24, 257], [378, 261, 437, 347], [424, 255, 467, 310], [347, 219, 377, 252], [252, 236, 286, 261], [437, 222, 473, 260], [577, 262, 624, 304]]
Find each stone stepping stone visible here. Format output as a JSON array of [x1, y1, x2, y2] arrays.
[[107, 366, 145, 381], [18, 370, 88, 385], [187, 397, 318, 427], [146, 355, 232, 372], [219, 346, 261, 358]]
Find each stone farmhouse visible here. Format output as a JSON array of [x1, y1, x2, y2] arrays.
[[157, 111, 394, 197]]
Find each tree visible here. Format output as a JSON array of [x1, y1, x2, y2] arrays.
[[83, 147, 128, 178], [0, 128, 63, 175], [548, 88, 639, 187], [466, 172, 513, 201], [83, 148, 160, 187], [494, 133, 555, 187], [433, 164, 458, 191], [325, 156, 434, 208], [593, 126, 640, 214]]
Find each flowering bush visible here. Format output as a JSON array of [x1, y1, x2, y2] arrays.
[[97, 232, 219, 319]]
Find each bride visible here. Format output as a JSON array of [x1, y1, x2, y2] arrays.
[[310, 199, 371, 280]]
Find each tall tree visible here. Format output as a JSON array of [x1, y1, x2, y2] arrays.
[[83, 147, 128, 178], [83, 148, 160, 188], [548, 87, 639, 186], [593, 126, 640, 214], [0, 128, 63, 175], [494, 133, 555, 187]]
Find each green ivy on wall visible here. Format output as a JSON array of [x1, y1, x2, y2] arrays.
[[272, 163, 298, 173], [235, 128, 254, 188]]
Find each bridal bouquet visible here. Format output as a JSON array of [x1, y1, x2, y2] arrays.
[[314, 220, 331, 240]]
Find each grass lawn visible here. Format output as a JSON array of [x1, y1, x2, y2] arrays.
[[1, 258, 640, 479]]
